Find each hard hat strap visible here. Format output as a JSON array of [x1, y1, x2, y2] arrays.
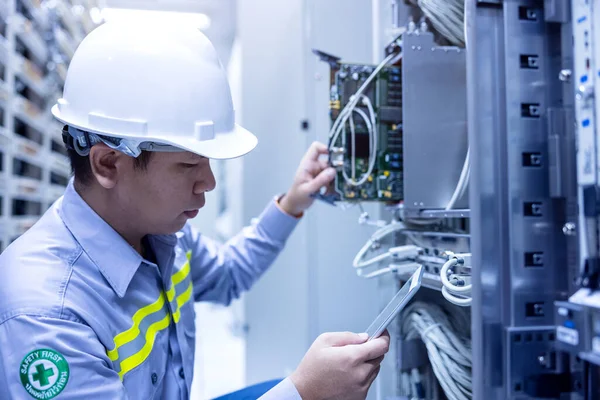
[[62, 125, 182, 157], [62, 125, 141, 157]]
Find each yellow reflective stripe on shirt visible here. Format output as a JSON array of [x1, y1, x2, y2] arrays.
[[166, 251, 192, 302], [107, 291, 168, 362], [172, 282, 193, 323], [172, 251, 192, 285], [109, 250, 195, 379], [118, 313, 172, 380]]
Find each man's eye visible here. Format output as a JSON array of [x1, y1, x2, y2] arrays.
[[181, 163, 198, 168]]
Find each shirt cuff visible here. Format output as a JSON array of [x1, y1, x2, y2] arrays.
[[254, 197, 301, 242], [258, 377, 302, 400], [274, 194, 304, 219]]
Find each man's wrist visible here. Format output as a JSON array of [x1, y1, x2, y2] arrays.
[[289, 371, 315, 400], [276, 194, 303, 218]]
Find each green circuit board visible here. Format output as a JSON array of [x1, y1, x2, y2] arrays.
[[328, 62, 404, 202]]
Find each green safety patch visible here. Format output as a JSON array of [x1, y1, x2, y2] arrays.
[[20, 348, 70, 399]]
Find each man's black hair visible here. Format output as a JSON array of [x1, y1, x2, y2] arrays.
[[64, 127, 153, 185]]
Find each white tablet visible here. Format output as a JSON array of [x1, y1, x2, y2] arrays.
[[365, 265, 424, 340]]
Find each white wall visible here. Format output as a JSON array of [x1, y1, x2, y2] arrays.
[[238, 0, 312, 383], [238, 1, 398, 398]]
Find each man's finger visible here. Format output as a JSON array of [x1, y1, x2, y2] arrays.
[[379, 329, 390, 341], [304, 168, 336, 193], [319, 331, 368, 347], [304, 160, 328, 176], [303, 141, 329, 163], [354, 336, 390, 362], [366, 355, 385, 367], [355, 362, 381, 389], [364, 365, 381, 389], [318, 158, 330, 171]]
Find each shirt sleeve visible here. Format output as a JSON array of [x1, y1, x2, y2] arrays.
[[0, 314, 127, 399], [258, 378, 302, 400], [186, 198, 300, 305]]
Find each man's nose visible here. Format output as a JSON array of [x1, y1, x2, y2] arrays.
[[193, 165, 216, 194]]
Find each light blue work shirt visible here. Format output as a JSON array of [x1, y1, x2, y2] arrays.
[[0, 182, 302, 399]]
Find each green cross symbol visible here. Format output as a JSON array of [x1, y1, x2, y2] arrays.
[[32, 363, 54, 387]]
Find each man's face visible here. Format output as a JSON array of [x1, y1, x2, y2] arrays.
[[117, 151, 216, 235]]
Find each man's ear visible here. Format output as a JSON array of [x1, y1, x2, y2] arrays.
[[88, 143, 128, 189]]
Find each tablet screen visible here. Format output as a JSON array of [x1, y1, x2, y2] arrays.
[[365, 265, 423, 340]]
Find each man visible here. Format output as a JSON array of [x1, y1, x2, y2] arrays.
[[0, 22, 389, 399]]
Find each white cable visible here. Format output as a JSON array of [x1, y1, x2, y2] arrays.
[[445, 147, 470, 210], [356, 207, 388, 227], [440, 259, 471, 293], [329, 53, 395, 142], [354, 249, 394, 269], [457, 163, 470, 200], [329, 53, 395, 146], [440, 257, 472, 307], [442, 286, 472, 307], [342, 99, 375, 185], [420, 322, 443, 340], [404, 317, 470, 400], [407, 0, 471, 211], [439, 0, 471, 211], [411, 0, 465, 46], [329, 53, 395, 188], [354, 244, 420, 271], [352, 221, 429, 279], [401, 302, 472, 400], [352, 222, 408, 269], [341, 102, 377, 186], [362, 95, 378, 185], [349, 115, 355, 180], [359, 262, 422, 279]]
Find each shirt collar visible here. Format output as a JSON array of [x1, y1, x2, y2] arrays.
[[59, 181, 148, 298]]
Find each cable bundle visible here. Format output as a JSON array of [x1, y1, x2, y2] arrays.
[[408, 0, 466, 47], [401, 302, 472, 400]]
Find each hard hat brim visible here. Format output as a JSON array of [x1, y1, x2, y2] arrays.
[[53, 105, 258, 160], [158, 124, 258, 160]]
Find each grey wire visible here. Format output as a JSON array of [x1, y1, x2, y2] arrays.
[[401, 302, 472, 400], [418, 0, 465, 46], [407, 0, 465, 46]]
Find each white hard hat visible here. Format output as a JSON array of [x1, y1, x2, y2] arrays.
[[52, 22, 257, 160]]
